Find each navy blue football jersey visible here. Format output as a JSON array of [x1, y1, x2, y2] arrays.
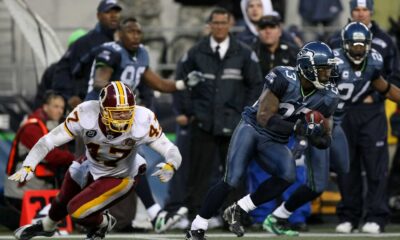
[[87, 41, 149, 92], [242, 66, 339, 142], [333, 48, 383, 123]]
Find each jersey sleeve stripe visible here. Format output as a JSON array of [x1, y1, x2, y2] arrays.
[[63, 122, 74, 137]]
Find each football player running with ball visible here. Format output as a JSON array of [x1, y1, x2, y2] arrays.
[[264, 22, 400, 236], [186, 41, 340, 240], [10, 82, 182, 240]]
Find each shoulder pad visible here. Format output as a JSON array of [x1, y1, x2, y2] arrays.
[[369, 49, 384, 63], [273, 66, 298, 80], [129, 106, 154, 138], [77, 101, 100, 129]]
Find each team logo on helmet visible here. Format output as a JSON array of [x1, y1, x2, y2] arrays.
[[296, 41, 336, 90], [341, 22, 372, 65]]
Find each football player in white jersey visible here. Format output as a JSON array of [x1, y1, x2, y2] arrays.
[[10, 81, 182, 240]]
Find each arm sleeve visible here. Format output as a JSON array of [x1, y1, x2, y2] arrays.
[[264, 68, 289, 99], [23, 124, 75, 169], [148, 133, 182, 170], [19, 125, 75, 166]]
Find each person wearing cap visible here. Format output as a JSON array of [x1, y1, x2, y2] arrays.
[[51, 0, 122, 110], [327, 0, 400, 234], [252, 15, 298, 77]]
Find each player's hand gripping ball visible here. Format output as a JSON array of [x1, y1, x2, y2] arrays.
[[303, 110, 326, 136]]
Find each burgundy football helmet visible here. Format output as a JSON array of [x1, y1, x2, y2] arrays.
[[99, 81, 135, 132]]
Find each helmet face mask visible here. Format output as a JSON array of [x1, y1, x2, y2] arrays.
[[342, 22, 372, 65], [99, 81, 135, 133], [297, 41, 336, 90]]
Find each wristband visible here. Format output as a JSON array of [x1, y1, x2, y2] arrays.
[[175, 80, 186, 90]]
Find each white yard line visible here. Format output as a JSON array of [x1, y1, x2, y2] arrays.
[[1, 232, 400, 239]]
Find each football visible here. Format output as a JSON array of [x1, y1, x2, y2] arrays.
[[305, 110, 325, 125], [304, 110, 329, 135]]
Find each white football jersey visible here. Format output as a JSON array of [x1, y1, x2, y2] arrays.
[[64, 101, 162, 180]]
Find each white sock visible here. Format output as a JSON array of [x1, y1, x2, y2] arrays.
[[272, 202, 292, 219], [42, 216, 57, 231], [191, 215, 208, 231], [147, 203, 162, 221], [237, 194, 256, 213]]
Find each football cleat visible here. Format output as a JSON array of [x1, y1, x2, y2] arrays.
[[336, 221, 356, 233], [263, 214, 299, 236], [153, 207, 188, 233], [14, 220, 56, 240], [361, 222, 381, 234], [185, 229, 206, 240], [86, 212, 117, 240], [222, 202, 245, 237]]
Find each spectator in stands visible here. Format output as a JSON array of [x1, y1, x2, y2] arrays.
[[1, 91, 74, 231], [252, 15, 298, 76], [236, 0, 273, 45], [172, 7, 262, 221], [52, 0, 122, 109], [33, 29, 87, 109], [328, 0, 400, 234]]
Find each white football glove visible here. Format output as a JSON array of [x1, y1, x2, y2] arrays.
[[185, 71, 205, 88], [151, 162, 175, 183], [8, 166, 34, 183]]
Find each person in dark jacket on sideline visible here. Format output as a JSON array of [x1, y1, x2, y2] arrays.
[[171, 8, 263, 221]]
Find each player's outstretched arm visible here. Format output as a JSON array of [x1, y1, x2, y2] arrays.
[[8, 123, 74, 183], [143, 68, 204, 93], [149, 133, 182, 182]]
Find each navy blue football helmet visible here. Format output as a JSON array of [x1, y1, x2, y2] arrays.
[[341, 21, 372, 65], [297, 41, 336, 90]]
